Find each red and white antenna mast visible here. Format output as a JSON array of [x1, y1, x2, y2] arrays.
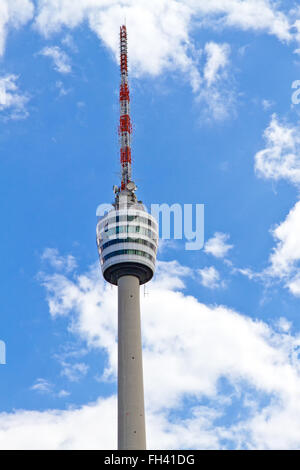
[[119, 25, 132, 191]]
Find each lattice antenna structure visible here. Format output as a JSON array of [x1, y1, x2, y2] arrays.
[[119, 25, 132, 191]]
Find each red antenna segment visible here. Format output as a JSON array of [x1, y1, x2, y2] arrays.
[[119, 25, 132, 191]]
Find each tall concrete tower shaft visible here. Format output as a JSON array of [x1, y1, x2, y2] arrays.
[[118, 275, 146, 449], [96, 25, 158, 450]]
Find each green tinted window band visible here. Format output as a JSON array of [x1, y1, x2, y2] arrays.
[[101, 237, 156, 253], [103, 249, 155, 264]]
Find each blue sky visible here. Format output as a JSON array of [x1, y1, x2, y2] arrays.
[[1, 0, 300, 449]]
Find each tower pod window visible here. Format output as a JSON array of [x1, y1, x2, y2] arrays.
[[103, 249, 155, 264], [100, 225, 157, 241], [100, 237, 157, 253]]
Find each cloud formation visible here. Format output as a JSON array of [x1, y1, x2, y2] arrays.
[[41, 248, 77, 272], [204, 232, 233, 258], [199, 41, 234, 121], [262, 200, 300, 297], [204, 42, 230, 87], [0, 74, 29, 120], [31, 378, 53, 394], [253, 115, 300, 297], [197, 266, 223, 289], [255, 114, 300, 186], [0, 0, 34, 56], [30, 0, 300, 119], [40, 46, 72, 74], [0, 1, 297, 121]]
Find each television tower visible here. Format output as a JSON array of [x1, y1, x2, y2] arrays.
[[96, 25, 158, 450]]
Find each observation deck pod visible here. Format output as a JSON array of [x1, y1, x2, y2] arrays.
[[97, 199, 158, 286]]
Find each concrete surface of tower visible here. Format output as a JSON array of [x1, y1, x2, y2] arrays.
[[96, 25, 158, 450]]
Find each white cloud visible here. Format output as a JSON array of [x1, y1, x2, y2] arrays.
[[154, 260, 192, 291], [262, 99, 274, 110], [288, 276, 300, 297], [55, 80, 71, 97], [35, 0, 200, 89], [0, 395, 224, 450], [0, 396, 117, 450], [198, 266, 223, 289], [268, 201, 300, 278], [255, 114, 300, 186], [204, 42, 230, 87], [0, 74, 29, 120], [40, 46, 72, 74], [33, 1, 294, 52], [61, 34, 77, 52], [57, 390, 70, 398], [262, 200, 300, 296], [41, 248, 77, 272], [0, 1, 279, 123], [194, 1, 292, 42], [31, 379, 52, 394], [276, 317, 292, 333], [0, 1, 295, 122], [49, 341, 89, 384], [204, 232, 233, 258], [234, 266, 259, 280], [60, 361, 89, 382], [0, 0, 34, 56], [31, 379, 70, 398], [31, 0, 297, 120], [252, 114, 300, 296], [198, 41, 235, 121]]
